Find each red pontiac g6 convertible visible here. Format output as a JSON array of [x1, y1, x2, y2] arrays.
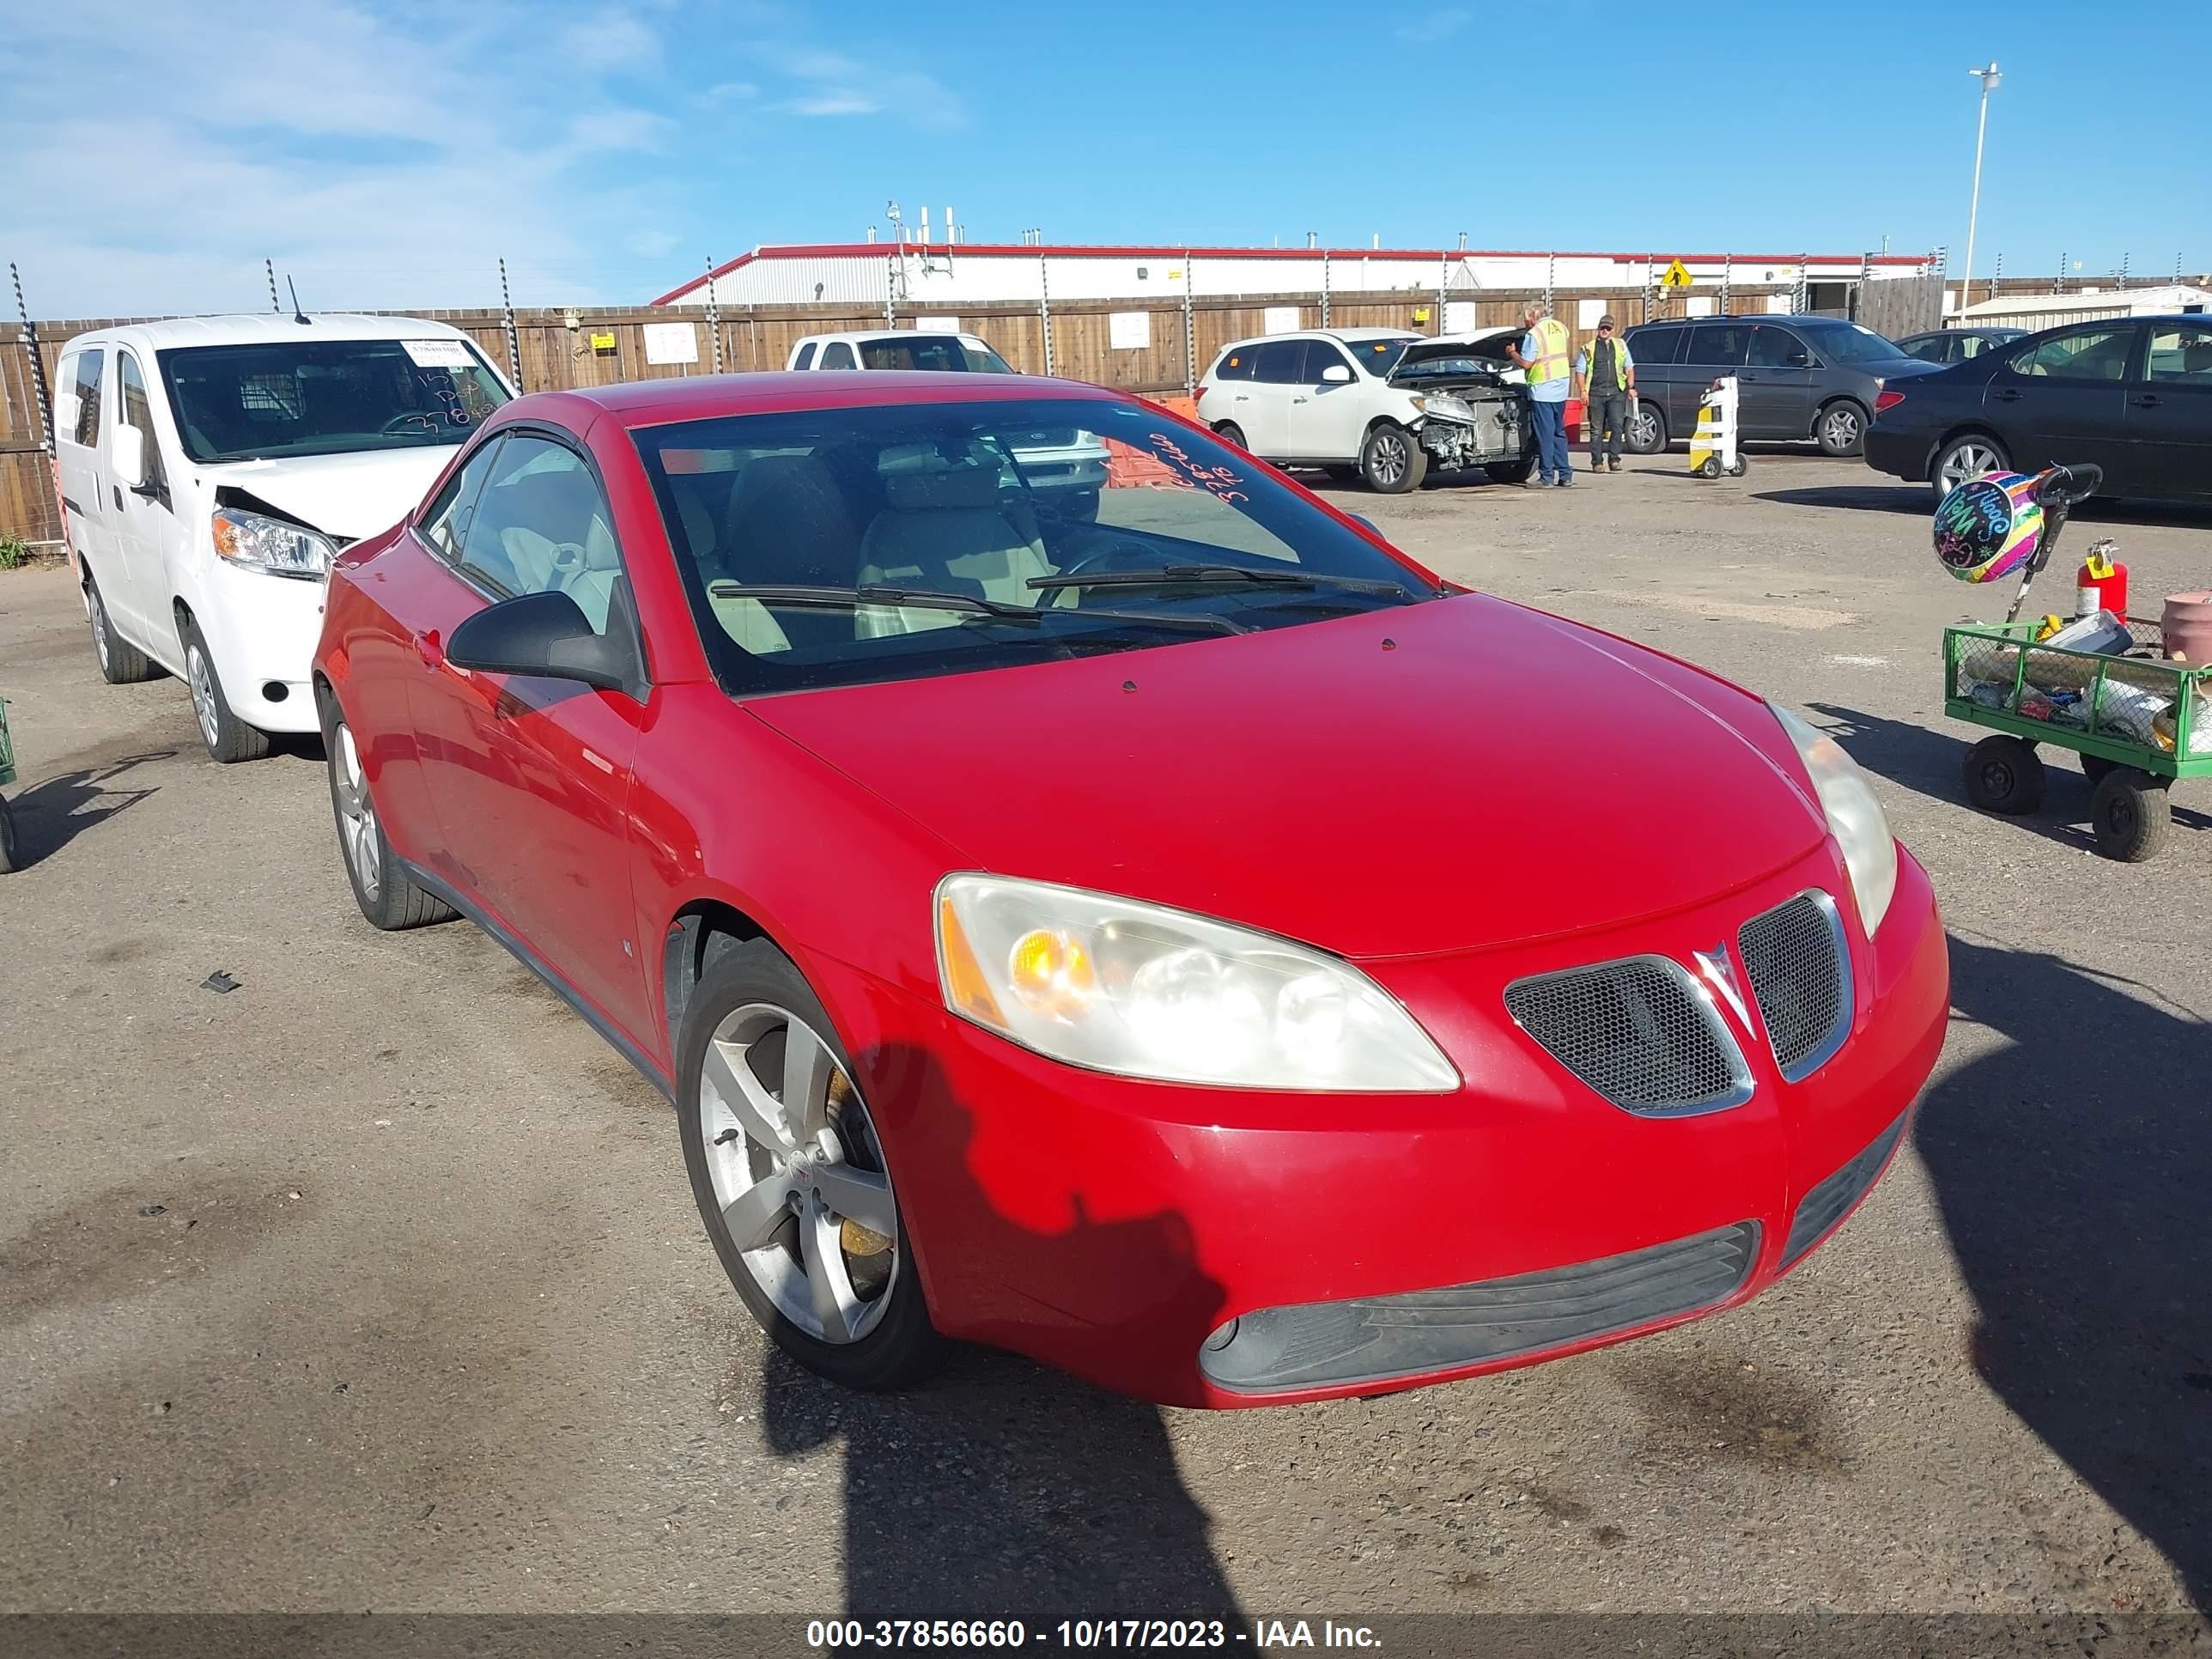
[[313, 371, 1948, 1407]]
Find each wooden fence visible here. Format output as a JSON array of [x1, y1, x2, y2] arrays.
[[1, 282, 1782, 547]]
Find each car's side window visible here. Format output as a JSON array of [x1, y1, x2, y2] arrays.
[[420, 434, 507, 563], [115, 349, 169, 499], [1252, 341, 1304, 384], [1747, 326, 1805, 368], [2146, 324, 2212, 385], [1628, 328, 1682, 366], [1300, 340, 1352, 382], [69, 350, 105, 447], [1212, 347, 1255, 381], [820, 342, 857, 370], [2005, 326, 2136, 382], [792, 343, 818, 371], [1685, 324, 1750, 368], [458, 434, 628, 635]]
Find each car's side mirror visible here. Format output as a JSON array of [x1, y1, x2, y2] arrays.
[[1784, 350, 1812, 368], [1320, 364, 1354, 385], [112, 425, 146, 490], [447, 589, 639, 697]]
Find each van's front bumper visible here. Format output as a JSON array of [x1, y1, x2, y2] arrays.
[[195, 562, 330, 734]]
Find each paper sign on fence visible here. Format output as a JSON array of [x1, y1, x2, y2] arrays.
[[1109, 312, 1151, 350], [642, 322, 701, 365], [1262, 307, 1300, 334]]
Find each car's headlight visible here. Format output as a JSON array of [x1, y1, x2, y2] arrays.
[[934, 875, 1458, 1092], [1771, 705, 1897, 937], [210, 507, 337, 580]]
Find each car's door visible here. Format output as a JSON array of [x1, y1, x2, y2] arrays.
[[404, 427, 651, 1036], [54, 348, 121, 598], [110, 347, 182, 657], [1986, 324, 2138, 478], [1743, 325, 1816, 439], [1238, 341, 1304, 458], [2128, 320, 2212, 498], [1289, 338, 1365, 460], [1676, 323, 1749, 434]]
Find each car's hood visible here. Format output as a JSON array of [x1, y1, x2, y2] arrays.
[[750, 595, 1830, 958], [204, 447, 460, 541], [1395, 331, 1519, 369]]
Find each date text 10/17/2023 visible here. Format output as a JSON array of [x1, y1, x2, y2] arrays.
[[805, 1620, 1383, 1650]]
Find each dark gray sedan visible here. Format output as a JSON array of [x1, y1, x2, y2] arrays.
[[1895, 326, 2029, 365]]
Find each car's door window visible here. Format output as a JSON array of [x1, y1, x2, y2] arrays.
[[420, 434, 507, 562], [1211, 346, 1256, 381], [792, 343, 817, 371], [1299, 340, 1352, 383], [458, 434, 628, 633], [68, 350, 105, 447], [819, 342, 857, 370], [115, 349, 169, 499], [1628, 327, 1683, 366], [1685, 324, 1750, 368], [2146, 324, 2212, 384], [1251, 342, 1304, 384], [1747, 326, 1807, 368], [2006, 326, 2136, 382]]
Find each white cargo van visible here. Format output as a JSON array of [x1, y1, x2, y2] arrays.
[[53, 314, 514, 761]]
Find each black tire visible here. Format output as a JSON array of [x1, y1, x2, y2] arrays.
[[86, 572, 157, 684], [678, 938, 948, 1392], [1962, 734, 2046, 815], [1814, 399, 1868, 457], [1485, 455, 1537, 485], [1213, 422, 1249, 452], [1931, 433, 2010, 500], [2080, 753, 2119, 786], [1360, 422, 1427, 494], [1696, 456, 1721, 479], [1624, 400, 1668, 455], [0, 797, 17, 874], [320, 693, 455, 930], [1322, 465, 1361, 483], [1727, 457, 1748, 477], [180, 614, 272, 764], [2090, 768, 2172, 862]]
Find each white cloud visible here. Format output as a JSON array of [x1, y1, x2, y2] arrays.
[[787, 90, 882, 118], [768, 46, 967, 130]]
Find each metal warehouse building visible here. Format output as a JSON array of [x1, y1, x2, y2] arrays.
[[651, 243, 1932, 314]]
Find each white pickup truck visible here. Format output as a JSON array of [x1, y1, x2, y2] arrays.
[[53, 313, 514, 761]]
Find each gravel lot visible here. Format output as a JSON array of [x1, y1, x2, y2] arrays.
[[2, 452, 2208, 1622]]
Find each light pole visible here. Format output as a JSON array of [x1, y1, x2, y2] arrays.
[[1960, 62, 2001, 319]]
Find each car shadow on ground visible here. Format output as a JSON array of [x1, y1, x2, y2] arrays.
[[2, 751, 170, 867], [1807, 702, 2212, 852], [761, 1053, 1243, 1620], [1918, 935, 2212, 1610]]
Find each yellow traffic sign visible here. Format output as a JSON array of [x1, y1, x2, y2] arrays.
[[1661, 259, 1693, 289]]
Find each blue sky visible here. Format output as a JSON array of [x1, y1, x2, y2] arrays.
[[5, 0, 2202, 318]]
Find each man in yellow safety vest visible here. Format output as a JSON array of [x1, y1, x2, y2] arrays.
[[1505, 300, 1575, 487]]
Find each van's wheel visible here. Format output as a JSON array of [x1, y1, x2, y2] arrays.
[[2089, 768, 2171, 862], [1934, 434, 2008, 497], [180, 615, 272, 764], [1625, 402, 1668, 455], [1962, 734, 2045, 815], [1815, 400, 1867, 456], [679, 938, 948, 1391], [1213, 422, 1249, 452], [1360, 423, 1427, 494], [86, 573, 157, 684], [321, 697, 455, 929]]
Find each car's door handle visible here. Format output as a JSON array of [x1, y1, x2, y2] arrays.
[[2130, 393, 2162, 408], [112, 486, 123, 510], [1739, 374, 1759, 382], [414, 629, 445, 670], [1991, 388, 2022, 402], [1291, 397, 1309, 404]]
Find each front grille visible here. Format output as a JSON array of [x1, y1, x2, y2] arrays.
[[1738, 892, 1852, 1081], [1200, 1223, 1760, 1395], [1504, 957, 1751, 1117], [1783, 1111, 1908, 1265]]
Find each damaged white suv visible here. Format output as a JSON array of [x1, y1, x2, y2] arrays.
[[52, 314, 513, 761], [1195, 328, 1534, 493]]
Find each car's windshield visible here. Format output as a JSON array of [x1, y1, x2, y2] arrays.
[[157, 338, 510, 464], [633, 396, 1438, 696], [1796, 322, 1914, 366], [857, 336, 1013, 373], [1350, 337, 1420, 377]]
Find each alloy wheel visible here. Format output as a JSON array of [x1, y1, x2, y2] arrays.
[[1823, 407, 1861, 448], [1940, 441, 2001, 490], [90, 592, 111, 668], [1629, 409, 1660, 451], [699, 1003, 898, 1345], [331, 722, 382, 902], [187, 645, 222, 750], [1369, 432, 1408, 487]]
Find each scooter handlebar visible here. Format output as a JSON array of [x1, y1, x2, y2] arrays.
[[2037, 464, 2104, 507]]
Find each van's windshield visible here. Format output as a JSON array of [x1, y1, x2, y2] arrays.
[[156, 338, 511, 464]]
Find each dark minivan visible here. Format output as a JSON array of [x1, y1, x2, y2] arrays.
[[1621, 314, 1942, 458]]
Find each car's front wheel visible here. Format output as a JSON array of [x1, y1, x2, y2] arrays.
[[679, 939, 947, 1391], [1360, 422, 1427, 494], [181, 616, 271, 764], [1933, 433, 2009, 497], [322, 699, 455, 930], [1814, 400, 1868, 457], [1624, 401, 1668, 455]]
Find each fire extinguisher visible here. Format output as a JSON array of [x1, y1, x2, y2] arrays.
[[2075, 541, 2129, 619]]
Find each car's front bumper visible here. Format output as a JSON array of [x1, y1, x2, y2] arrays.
[[193, 561, 331, 733], [805, 844, 1948, 1407]]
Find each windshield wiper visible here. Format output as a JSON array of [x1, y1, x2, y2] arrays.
[[707, 581, 1249, 635], [1028, 564, 1422, 600]]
